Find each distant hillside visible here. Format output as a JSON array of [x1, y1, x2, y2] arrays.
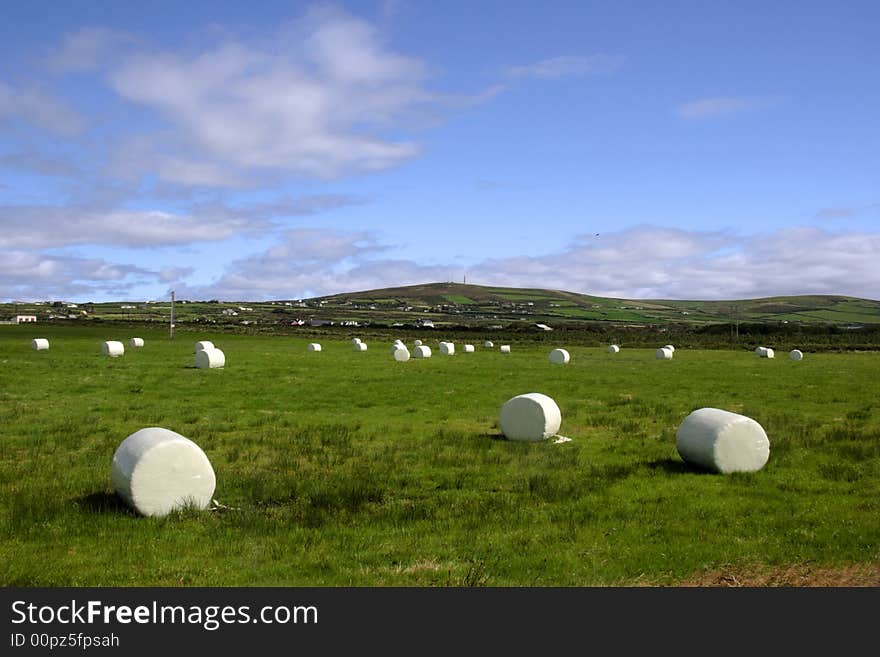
[[311, 282, 880, 326]]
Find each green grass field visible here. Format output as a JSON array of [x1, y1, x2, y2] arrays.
[[1, 324, 877, 586]]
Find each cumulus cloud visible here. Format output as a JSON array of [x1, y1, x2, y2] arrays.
[[177, 225, 880, 302], [0, 82, 86, 136], [45, 27, 137, 73], [676, 96, 775, 119], [507, 54, 625, 80], [0, 205, 270, 249], [107, 7, 429, 184]]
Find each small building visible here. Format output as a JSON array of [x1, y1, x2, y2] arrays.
[[15, 315, 37, 324]]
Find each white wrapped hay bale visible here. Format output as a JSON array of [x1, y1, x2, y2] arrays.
[[352, 338, 362, 345], [414, 339, 423, 347], [664, 344, 675, 352], [31, 338, 49, 351], [764, 348, 775, 359], [484, 341, 494, 348], [130, 337, 145, 348], [549, 348, 570, 364], [499, 392, 562, 442], [102, 340, 124, 357], [608, 345, 620, 354], [789, 349, 804, 361], [413, 345, 432, 358], [755, 346, 766, 356], [111, 427, 216, 517], [195, 341, 214, 353], [656, 347, 673, 359], [307, 343, 322, 352], [354, 342, 368, 352], [463, 344, 475, 353], [440, 342, 455, 355], [500, 345, 511, 353], [195, 348, 225, 369], [392, 346, 411, 362], [676, 408, 770, 474]]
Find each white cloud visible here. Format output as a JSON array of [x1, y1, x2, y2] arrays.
[[507, 54, 625, 80], [45, 27, 137, 73], [675, 96, 775, 119], [0, 152, 80, 177], [0, 82, 86, 136]]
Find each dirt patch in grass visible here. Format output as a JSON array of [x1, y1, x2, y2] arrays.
[[678, 561, 880, 587]]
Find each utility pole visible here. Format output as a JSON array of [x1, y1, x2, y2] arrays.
[[170, 290, 175, 339]]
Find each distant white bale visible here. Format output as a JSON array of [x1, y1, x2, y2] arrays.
[[608, 345, 620, 354], [111, 427, 216, 517], [757, 347, 774, 358], [393, 347, 411, 362], [102, 340, 124, 357], [195, 348, 225, 369], [463, 344, 475, 353], [440, 342, 455, 355], [664, 344, 675, 352], [656, 347, 673, 359], [676, 408, 770, 474], [352, 338, 362, 345], [130, 337, 145, 348], [765, 348, 775, 358], [393, 339, 405, 347], [755, 346, 766, 356], [484, 341, 494, 348], [195, 341, 214, 353], [499, 392, 562, 442], [307, 343, 322, 352], [414, 339, 423, 346], [500, 345, 511, 353], [549, 348, 570, 364], [31, 338, 49, 351], [413, 345, 432, 358], [354, 342, 368, 352], [789, 349, 804, 361]]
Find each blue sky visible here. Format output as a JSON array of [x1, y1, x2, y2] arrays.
[[1, 0, 878, 302]]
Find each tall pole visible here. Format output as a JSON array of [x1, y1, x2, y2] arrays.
[[170, 290, 175, 339]]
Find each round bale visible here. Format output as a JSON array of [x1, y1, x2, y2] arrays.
[[549, 348, 570, 364], [307, 343, 322, 352], [755, 346, 766, 356], [789, 349, 804, 361], [195, 348, 225, 369], [656, 347, 673, 359], [484, 341, 494, 348], [463, 344, 475, 353], [393, 347, 411, 362], [608, 345, 620, 354], [414, 339, 423, 346], [130, 337, 145, 348], [500, 345, 511, 353], [764, 348, 775, 358], [195, 341, 214, 353], [31, 338, 49, 351], [354, 342, 368, 352], [664, 344, 675, 352], [102, 340, 124, 357], [440, 342, 455, 355], [676, 407, 770, 473], [499, 393, 562, 442], [352, 338, 362, 345], [413, 345, 432, 358], [111, 427, 216, 517]]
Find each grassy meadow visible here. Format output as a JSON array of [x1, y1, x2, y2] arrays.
[[1, 324, 878, 586]]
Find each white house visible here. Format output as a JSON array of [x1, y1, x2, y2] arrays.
[[15, 315, 37, 324]]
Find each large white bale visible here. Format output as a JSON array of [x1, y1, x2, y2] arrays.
[[307, 343, 322, 352], [352, 338, 362, 345], [195, 348, 225, 369], [354, 342, 368, 352], [440, 342, 455, 355], [656, 347, 673, 359], [463, 344, 475, 353], [130, 337, 145, 348], [755, 346, 767, 356], [413, 345, 432, 358], [789, 349, 804, 361], [393, 346, 411, 362], [499, 393, 562, 442], [664, 344, 675, 352], [549, 348, 570, 364], [31, 338, 49, 351], [484, 341, 494, 348], [500, 345, 511, 353], [414, 339, 423, 346], [195, 341, 214, 353], [111, 427, 216, 517], [676, 408, 770, 474], [102, 340, 124, 357], [764, 348, 775, 359]]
